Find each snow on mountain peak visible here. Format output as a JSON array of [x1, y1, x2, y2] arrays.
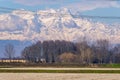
[[0, 8, 119, 44], [58, 8, 71, 14]]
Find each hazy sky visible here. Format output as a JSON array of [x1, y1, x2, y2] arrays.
[[0, 0, 120, 16]]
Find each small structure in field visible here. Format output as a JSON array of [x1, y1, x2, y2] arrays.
[[40, 58, 46, 63], [0, 58, 27, 63]]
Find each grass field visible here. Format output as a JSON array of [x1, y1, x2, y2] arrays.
[[100, 64, 120, 68], [0, 63, 120, 73], [0, 69, 120, 73], [0, 63, 120, 68]]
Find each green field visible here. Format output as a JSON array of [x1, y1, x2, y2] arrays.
[[0, 69, 119, 73], [99, 64, 120, 68], [0, 63, 120, 68]]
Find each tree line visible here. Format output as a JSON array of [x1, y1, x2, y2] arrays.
[[22, 39, 120, 64]]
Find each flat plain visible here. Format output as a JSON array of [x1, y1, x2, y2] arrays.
[[0, 73, 119, 80], [0, 68, 120, 80]]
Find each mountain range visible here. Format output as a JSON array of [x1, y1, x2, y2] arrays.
[[0, 8, 120, 43], [0, 8, 120, 57]]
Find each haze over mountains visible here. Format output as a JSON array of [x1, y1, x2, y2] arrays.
[[0, 8, 120, 57]]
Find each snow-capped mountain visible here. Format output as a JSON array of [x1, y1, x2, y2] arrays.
[[0, 8, 120, 44]]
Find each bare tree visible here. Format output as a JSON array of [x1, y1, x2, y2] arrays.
[[21, 47, 30, 60], [76, 39, 90, 64], [4, 44, 15, 59], [59, 52, 77, 63], [84, 48, 93, 64], [111, 44, 120, 63], [95, 39, 110, 63], [22, 41, 42, 63]]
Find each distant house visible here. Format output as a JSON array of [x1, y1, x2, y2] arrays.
[[0, 58, 27, 63], [40, 58, 46, 63], [34, 57, 46, 63]]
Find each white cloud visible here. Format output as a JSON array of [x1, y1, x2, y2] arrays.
[[13, 0, 120, 12], [65, 1, 120, 12]]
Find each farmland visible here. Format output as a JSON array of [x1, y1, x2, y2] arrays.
[[0, 73, 119, 80], [0, 67, 120, 73], [0, 67, 120, 80]]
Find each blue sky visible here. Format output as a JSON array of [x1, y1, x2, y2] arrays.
[[0, 0, 120, 18]]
